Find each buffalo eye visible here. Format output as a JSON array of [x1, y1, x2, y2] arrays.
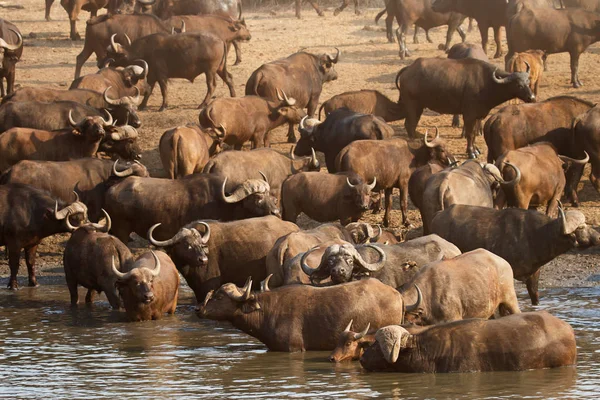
[[345, 342, 351, 347], [188, 245, 192, 250]]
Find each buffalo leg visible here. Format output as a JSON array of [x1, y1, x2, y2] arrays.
[[7, 248, 21, 290], [425, 29, 433, 44], [526, 270, 541, 305], [397, 26, 410, 59], [334, 0, 349, 16], [570, 52, 583, 88], [452, 115, 460, 128], [157, 79, 169, 111], [492, 26, 503, 59], [386, 14, 395, 43], [105, 288, 121, 310], [0, 78, 5, 98], [200, 74, 216, 110], [403, 106, 423, 139], [139, 80, 156, 111], [399, 185, 409, 227], [24, 245, 39, 287], [216, 67, 236, 98], [464, 117, 478, 159], [74, 43, 95, 80], [232, 41, 242, 65], [457, 26, 466, 43], [354, 0, 360, 15], [5, 69, 15, 96], [66, 274, 79, 305], [413, 25, 419, 44], [565, 163, 585, 206], [45, 0, 55, 20], [383, 188, 393, 227], [85, 289, 96, 304], [478, 24, 489, 56]]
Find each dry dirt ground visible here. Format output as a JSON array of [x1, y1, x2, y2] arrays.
[[2, 0, 600, 292]]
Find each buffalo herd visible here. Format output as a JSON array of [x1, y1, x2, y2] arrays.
[[6, 0, 600, 377]]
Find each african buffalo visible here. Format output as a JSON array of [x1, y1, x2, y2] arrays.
[[568, 105, 600, 204], [318, 90, 404, 122], [106, 31, 234, 110], [561, 0, 600, 11], [0, 186, 88, 289], [495, 142, 588, 215], [70, 60, 149, 98], [0, 19, 23, 97], [506, 50, 546, 97], [148, 216, 298, 301], [152, 0, 242, 20], [329, 320, 375, 362], [430, 203, 600, 304], [159, 125, 223, 179], [361, 311, 577, 372], [299, 235, 461, 288], [245, 49, 340, 143], [335, 128, 455, 226], [112, 250, 179, 321], [198, 91, 306, 149], [281, 172, 376, 225], [484, 96, 594, 163], [408, 162, 445, 221], [505, 5, 600, 88], [0, 159, 148, 222], [401, 249, 520, 326], [197, 278, 413, 351], [296, 109, 394, 173], [104, 173, 280, 243], [63, 211, 133, 308], [203, 147, 319, 200], [396, 57, 535, 158]]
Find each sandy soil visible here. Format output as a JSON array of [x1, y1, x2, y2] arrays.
[[2, 0, 600, 290]]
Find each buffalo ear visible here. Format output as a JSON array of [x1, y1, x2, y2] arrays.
[[71, 128, 82, 136], [241, 299, 261, 314]]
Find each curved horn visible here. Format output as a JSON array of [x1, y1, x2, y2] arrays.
[[68, 109, 79, 127], [112, 160, 134, 177], [559, 151, 590, 165], [112, 256, 132, 280], [103, 86, 120, 105], [227, 278, 253, 302], [0, 29, 23, 51], [524, 61, 531, 74], [328, 47, 341, 63], [89, 208, 111, 232], [221, 177, 257, 203], [344, 319, 353, 333], [300, 246, 320, 276], [492, 68, 509, 84], [354, 244, 386, 272], [100, 109, 113, 126], [299, 115, 308, 131], [124, 34, 132, 46], [371, 225, 382, 242], [148, 223, 191, 247], [181, 21, 186, 33], [310, 148, 319, 168], [54, 200, 69, 220], [110, 33, 119, 53], [260, 274, 272, 292], [404, 284, 422, 313], [65, 215, 78, 232], [346, 177, 357, 188], [195, 221, 211, 244], [259, 171, 268, 183], [367, 177, 377, 191], [149, 250, 161, 277], [289, 145, 296, 160], [558, 200, 568, 235], [132, 59, 149, 78], [279, 89, 296, 106], [353, 323, 370, 340], [500, 162, 521, 188], [424, 127, 440, 148]]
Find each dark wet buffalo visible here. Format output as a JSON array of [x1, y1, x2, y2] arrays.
[[281, 172, 376, 225], [0, 186, 88, 289], [505, 4, 600, 88], [296, 108, 394, 173], [0, 159, 148, 222], [198, 91, 306, 149], [299, 235, 461, 288], [361, 311, 577, 372], [396, 57, 535, 158], [430, 203, 600, 304], [484, 96, 594, 163], [148, 216, 298, 301], [246, 49, 340, 143], [159, 125, 223, 179], [63, 211, 133, 309], [318, 90, 404, 122], [0, 19, 23, 97], [112, 250, 180, 321], [104, 173, 280, 243], [203, 147, 319, 201], [335, 128, 455, 226], [401, 249, 520, 325], [106, 31, 234, 110], [197, 278, 412, 351]]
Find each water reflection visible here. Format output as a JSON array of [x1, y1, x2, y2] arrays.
[[0, 285, 598, 398]]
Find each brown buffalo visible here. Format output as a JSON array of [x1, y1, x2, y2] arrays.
[[319, 90, 404, 122], [153, 0, 242, 20], [506, 50, 546, 97], [408, 162, 445, 223], [335, 129, 455, 226], [329, 320, 375, 362], [568, 105, 600, 204], [70, 60, 149, 98], [112, 250, 179, 321], [246, 49, 340, 143], [430, 203, 600, 304], [159, 124, 223, 179], [197, 278, 413, 351], [361, 311, 577, 372], [0, 19, 23, 97], [282, 172, 376, 225], [198, 91, 305, 149]]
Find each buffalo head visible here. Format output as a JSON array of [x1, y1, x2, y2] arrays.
[[103, 86, 142, 128], [101, 125, 142, 161], [345, 175, 377, 211], [197, 277, 263, 319], [423, 127, 456, 166], [558, 202, 600, 248], [221, 172, 280, 218], [289, 145, 320, 172], [112, 250, 161, 304], [329, 320, 372, 362], [68, 109, 112, 142], [0, 28, 22, 69], [122, 60, 149, 87], [111, 159, 149, 178], [105, 34, 133, 65], [53, 191, 90, 231], [148, 221, 211, 269], [492, 66, 536, 103], [294, 116, 322, 157], [345, 222, 382, 244], [275, 89, 307, 124], [361, 325, 414, 369], [229, 19, 251, 41], [316, 48, 340, 83], [300, 243, 387, 285]]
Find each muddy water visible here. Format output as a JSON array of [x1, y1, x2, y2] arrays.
[[0, 284, 598, 399]]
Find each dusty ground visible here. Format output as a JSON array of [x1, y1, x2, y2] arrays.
[[2, 0, 600, 291]]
